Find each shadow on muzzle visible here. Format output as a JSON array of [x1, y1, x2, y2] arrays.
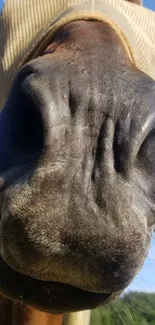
[[0, 68, 44, 179]]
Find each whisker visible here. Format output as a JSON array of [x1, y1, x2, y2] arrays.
[[133, 277, 150, 284], [130, 282, 151, 294], [112, 302, 127, 325], [123, 294, 152, 314], [114, 300, 134, 322]]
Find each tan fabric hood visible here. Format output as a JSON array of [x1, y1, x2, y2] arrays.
[[0, 0, 155, 109]]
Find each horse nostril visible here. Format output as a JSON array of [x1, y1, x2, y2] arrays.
[[0, 74, 44, 176], [113, 110, 155, 179]]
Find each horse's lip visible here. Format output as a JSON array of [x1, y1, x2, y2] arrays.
[[0, 256, 112, 313]]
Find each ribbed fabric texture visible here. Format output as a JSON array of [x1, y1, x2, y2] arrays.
[[0, 0, 155, 108]]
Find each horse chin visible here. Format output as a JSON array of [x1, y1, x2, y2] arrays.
[[0, 256, 113, 314]]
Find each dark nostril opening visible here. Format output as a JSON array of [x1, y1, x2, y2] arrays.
[[113, 118, 130, 176], [0, 80, 44, 176], [113, 119, 125, 174], [69, 92, 77, 117]]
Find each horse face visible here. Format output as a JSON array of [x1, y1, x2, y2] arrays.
[[0, 21, 154, 313]]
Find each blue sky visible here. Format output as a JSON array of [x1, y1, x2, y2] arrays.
[[144, 0, 155, 10], [127, 235, 155, 293], [0, 0, 155, 293]]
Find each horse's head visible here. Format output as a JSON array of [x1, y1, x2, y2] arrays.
[[0, 19, 154, 314]]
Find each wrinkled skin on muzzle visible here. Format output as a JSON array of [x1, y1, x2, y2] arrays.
[[0, 21, 154, 313]]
